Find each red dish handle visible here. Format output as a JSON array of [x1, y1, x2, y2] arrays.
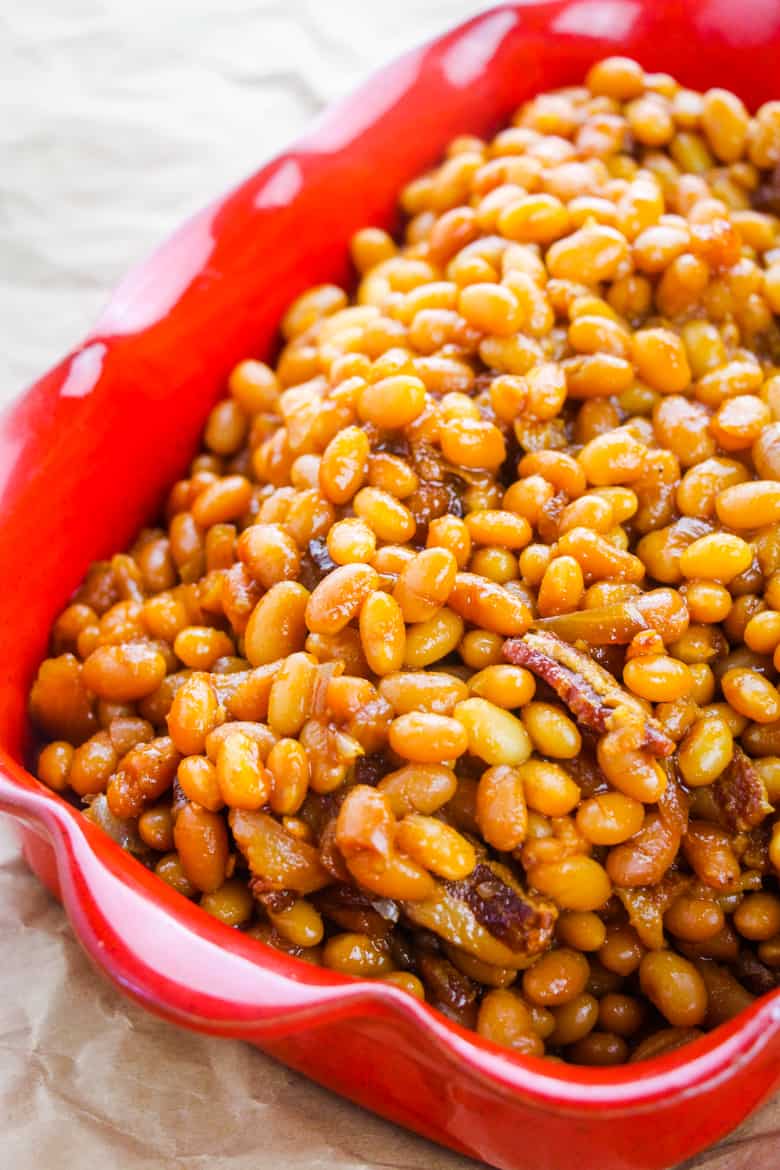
[[2, 752, 779, 1118]]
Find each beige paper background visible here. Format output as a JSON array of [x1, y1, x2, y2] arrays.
[[1, 3, 778, 1167]]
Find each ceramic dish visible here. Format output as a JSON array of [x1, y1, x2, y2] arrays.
[[1, 3, 779, 1168]]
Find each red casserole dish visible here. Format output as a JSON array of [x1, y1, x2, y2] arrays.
[[2, 3, 780, 1167]]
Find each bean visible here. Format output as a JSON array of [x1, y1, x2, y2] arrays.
[[244, 582, 310, 666], [388, 712, 468, 763], [396, 814, 476, 880], [359, 592, 406, 676], [717, 482, 780, 529], [477, 990, 544, 1054], [523, 949, 591, 1006], [379, 671, 468, 715], [476, 765, 528, 851], [82, 643, 167, 702], [454, 698, 532, 766], [639, 951, 707, 1028], [530, 857, 612, 912], [306, 564, 379, 635], [238, 524, 301, 588], [173, 802, 229, 893], [576, 793, 645, 846]]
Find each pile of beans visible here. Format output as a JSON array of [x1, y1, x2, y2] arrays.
[[29, 57, 780, 1065]]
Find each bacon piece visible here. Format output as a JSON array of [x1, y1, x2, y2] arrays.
[[753, 162, 780, 215], [735, 948, 779, 996], [713, 746, 771, 833], [560, 744, 609, 799], [504, 629, 674, 756], [416, 950, 478, 1012], [444, 861, 557, 955], [252, 887, 297, 914], [615, 873, 691, 951], [231, 808, 330, 894], [658, 760, 690, 836], [402, 860, 556, 966], [313, 884, 398, 938]]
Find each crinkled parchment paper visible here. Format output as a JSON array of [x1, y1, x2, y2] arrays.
[[0, 3, 777, 1166]]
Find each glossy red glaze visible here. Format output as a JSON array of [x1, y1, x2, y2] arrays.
[[2, 3, 780, 1167]]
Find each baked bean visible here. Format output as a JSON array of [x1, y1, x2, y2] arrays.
[[174, 626, 235, 670], [721, 668, 780, 723], [68, 732, 118, 797], [682, 821, 741, 889], [155, 852, 196, 898], [319, 426, 369, 505], [215, 729, 271, 809], [733, 893, 780, 941], [269, 898, 324, 947], [701, 88, 749, 162], [238, 524, 300, 588], [623, 654, 693, 702], [717, 481, 780, 529], [578, 430, 647, 486], [530, 857, 611, 912], [549, 993, 599, 1047], [576, 793, 645, 845], [265, 738, 309, 815], [677, 715, 733, 786], [323, 932, 394, 977], [599, 926, 645, 977], [37, 741, 74, 792], [537, 556, 585, 618], [586, 56, 644, 99], [173, 802, 229, 893], [474, 764, 527, 851], [679, 533, 753, 583], [389, 712, 468, 763], [454, 698, 532, 766], [469, 664, 535, 709], [771, 823, 780, 873], [664, 896, 725, 942], [477, 990, 544, 1054], [523, 949, 591, 1006], [519, 759, 580, 817], [569, 1032, 629, 1066], [396, 814, 475, 880], [354, 487, 416, 542], [520, 703, 581, 759], [404, 608, 464, 667], [426, 515, 472, 568], [547, 224, 629, 284], [440, 417, 506, 470], [466, 510, 531, 551], [305, 564, 378, 636], [83, 643, 166, 702], [229, 359, 278, 413], [177, 754, 223, 811], [448, 573, 531, 636], [556, 911, 607, 953], [607, 812, 679, 887], [244, 581, 310, 666], [394, 548, 458, 623], [381, 971, 426, 999], [358, 590, 406, 677], [201, 878, 254, 927], [137, 803, 175, 852], [639, 951, 708, 1028], [598, 994, 645, 1038], [191, 476, 252, 527], [327, 518, 376, 565]]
